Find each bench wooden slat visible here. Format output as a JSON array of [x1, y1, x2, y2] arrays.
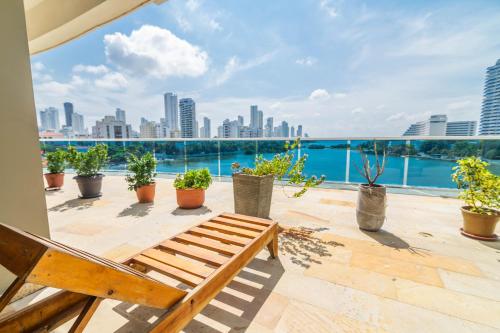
[[219, 212, 274, 226], [159, 240, 228, 266], [141, 249, 213, 278], [210, 217, 267, 232], [174, 233, 241, 256], [200, 222, 260, 239], [188, 227, 249, 246], [133, 255, 203, 287]]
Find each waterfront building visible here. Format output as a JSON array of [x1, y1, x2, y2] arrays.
[[63, 102, 73, 127], [265, 117, 273, 137], [238, 115, 244, 126], [39, 107, 60, 131], [140, 120, 161, 138], [200, 117, 211, 138], [222, 119, 240, 138], [250, 105, 258, 129], [281, 121, 290, 137], [164, 92, 179, 134], [179, 98, 196, 138], [291, 126, 295, 137], [480, 59, 500, 135], [92, 115, 131, 138], [115, 108, 126, 123], [403, 114, 447, 136], [297, 125, 303, 137], [446, 121, 477, 136], [71, 112, 85, 134]]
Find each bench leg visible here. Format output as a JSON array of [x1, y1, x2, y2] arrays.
[[69, 296, 102, 333], [267, 228, 278, 259]]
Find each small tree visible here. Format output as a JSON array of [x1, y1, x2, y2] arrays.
[[125, 152, 157, 191], [353, 142, 386, 186], [174, 168, 212, 190], [452, 157, 500, 215], [45, 149, 67, 174], [66, 144, 108, 177]]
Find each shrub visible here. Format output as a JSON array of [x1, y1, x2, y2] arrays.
[[125, 153, 157, 191], [174, 168, 212, 190], [231, 138, 325, 197], [452, 157, 500, 215], [353, 142, 386, 187], [66, 144, 108, 177], [45, 149, 66, 174]]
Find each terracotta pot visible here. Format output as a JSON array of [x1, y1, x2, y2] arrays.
[[461, 206, 499, 238], [176, 188, 205, 209], [44, 173, 64, 188], [356, 184, 387, 231], [136, 183, 156, 203], [232, 173, 274, 219], [74, 174, 104, 198]]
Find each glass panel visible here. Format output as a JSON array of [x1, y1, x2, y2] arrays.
[[480, 140, 500, 176], [220, 140, 257, 176], [186, 140, 219, 175], [301, 140, 347, 182], [350, 140, 406, 186], [104, 141, 128, 172], [154, 141, 185, 174]]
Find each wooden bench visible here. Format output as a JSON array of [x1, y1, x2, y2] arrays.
[[0, 212, 278, 332]]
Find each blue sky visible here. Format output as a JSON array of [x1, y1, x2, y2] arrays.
[[31, 0, 500, 136]]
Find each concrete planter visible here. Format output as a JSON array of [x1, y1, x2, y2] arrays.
[[74, 174, 104, 198], [232, 173, 274, 219], [136, 183, 156, 203], [44, 172, 64, 188], [356, 184, 386, 231], [176, 188, 205, 209], [461, 206, 499, 240]]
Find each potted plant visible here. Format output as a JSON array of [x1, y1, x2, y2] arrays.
[[66, 144, 108, 198], [174, 168, 212, 209], [452, 157, 499, 240], [353, 143, 387, 231], [44, 149, 66, 189], [231, 138, 325, 219], [125, 152, 157, 203]]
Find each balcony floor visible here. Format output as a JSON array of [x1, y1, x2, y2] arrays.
[[8, 175, 500, 332]]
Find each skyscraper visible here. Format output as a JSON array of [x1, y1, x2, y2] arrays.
[[238, 115, 244, 126], [71, 112, 85, 134], [281, 121, 289, 137], [39, 107, 60, 131], [291, 126, 295, 137], [164, 92, 179, 135], [480, 59, 500, 135], [201, 117, 211, 138], [250, 105, 259, 129], [115, 108, 126, 123], [297, 125, 303, 137], [63, 102, 73, 127], [265, 117, 273, 137], [179, 98, 196, 138]]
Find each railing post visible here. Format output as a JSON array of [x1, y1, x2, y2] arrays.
[[217, 140, 221, 178], [403, 140, 410, 187], [345, 140, 351, 183], [184, 141, 187, 173]]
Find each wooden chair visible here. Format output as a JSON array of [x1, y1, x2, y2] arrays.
[[0, 212, 279, 333]]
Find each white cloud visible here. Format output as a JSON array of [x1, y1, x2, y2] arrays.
[[376, 104, 386, 110], [333, 92, 347, 99], [186, 0, 201, 11], [36, 81, 72, 96], [309, 89, 331, 101], [104, 25, 209, 79], [32, 62, 45, 71], [296, 57, 317, 66], [95, 72, 128, 90], [320, 0, 338, 18], [73, 64, 109, 75], [215, 52, 276, 86], [208, 19, 222, 31], [351, 107, 364, 114], [446, 100, 471, 110], [386, 112, 405, 121]]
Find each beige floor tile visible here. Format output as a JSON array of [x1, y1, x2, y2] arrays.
[[439, 269, 500, 302], [252, 292, 289, 330]]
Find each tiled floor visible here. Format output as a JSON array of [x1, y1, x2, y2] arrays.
[[5, 174, 500, 332]]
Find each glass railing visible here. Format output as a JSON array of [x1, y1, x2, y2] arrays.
[[40, 137, 500, 189]]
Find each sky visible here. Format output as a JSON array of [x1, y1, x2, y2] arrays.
[[31, 0, 500, 137]]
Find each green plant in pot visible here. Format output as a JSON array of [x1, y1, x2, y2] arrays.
[[44, 149, 67, 189], [231, 138, 325, 219], [452, 157, 500, 240], [353, 143, 387, 232], [126, 152, 157, 203], [66, 144, 108, 198], [174, 168, 212, 209]]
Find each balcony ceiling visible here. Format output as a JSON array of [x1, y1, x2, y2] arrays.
[[24, 0, 166, 55]]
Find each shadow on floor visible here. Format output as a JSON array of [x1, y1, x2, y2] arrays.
[[278, 226, 344, 268], [111, 256, 285, 333], [477, 239, 500, 250], [48, 197, 100, 212], [117, 203, 154, 218], [171, 206, 212, 216], [361, 229, 429, 255]]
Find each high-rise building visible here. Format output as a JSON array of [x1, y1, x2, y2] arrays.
[[281, 121, 289, 137], [179, 98, 196, 138], [39, 107, 60, 131], [291, 126, 295, 137], [222, 119, 240, 138], [480, 59, 500, 135], [446, 121, 477, 136], [238, 115, 244, 126], [250, 105, 258, 129], [164, 92, 179, 134], [140, 120, 161, 138], [71, 112, 85, 134], [92, 115, 131, 138], [115, 108, 126, 123], [63, 102, 73, 127], [403, 115, 447, 136], [297, 125, 303, 137], [265, 117, 273, 137], [200, 117, 211, 138], [257, 110, 263, 131]]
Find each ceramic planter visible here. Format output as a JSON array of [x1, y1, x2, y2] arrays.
[[74, 174, 104, 198], [44, 173, 64, 188], [176, 188, 205, 209], [232, 173, 274, 219], [356, 184, 386, 231], [136, 183, 156, 203], [460, 206, 499, 240]]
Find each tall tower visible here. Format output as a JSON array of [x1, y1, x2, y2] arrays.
[[179, 98, 196, 138], [202, 117, 211, 138], [265, 117, 273, 137], [297, 125, 303, 137], [250, 105, 258, 129], [63, 102, 73, 127], [115, 108, 126, 123], [164, 92, 179, 132], [480, 59, 500, 135]]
